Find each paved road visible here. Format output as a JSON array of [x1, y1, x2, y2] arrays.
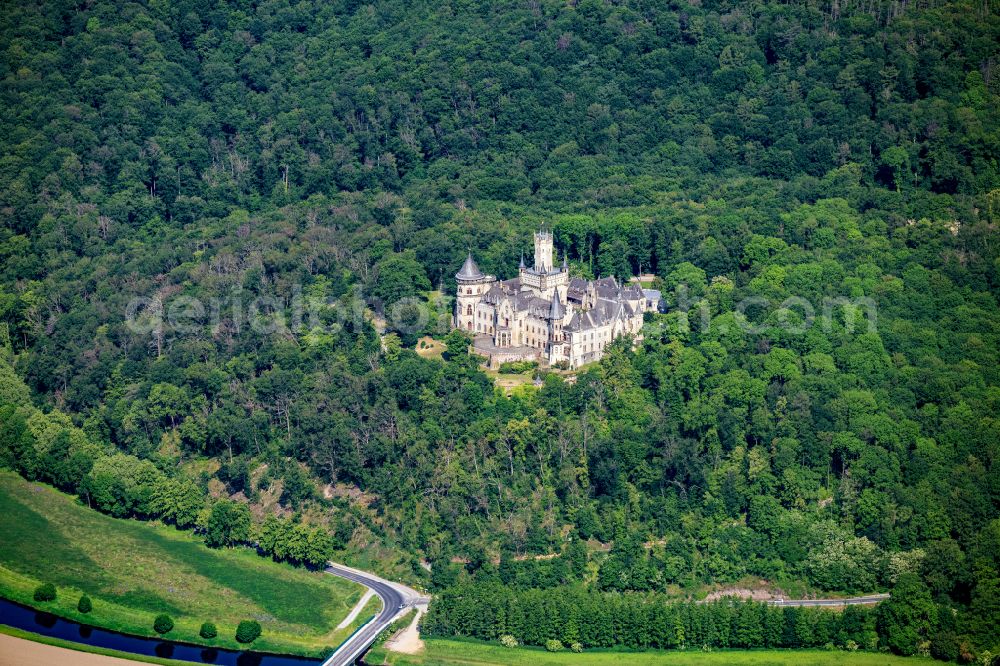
[[766, 593, 889, 607], [321, 563, 429, 666], [319, 561, 884, 665]]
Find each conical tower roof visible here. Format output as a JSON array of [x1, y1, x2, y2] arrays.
[[456, 252, 484, 280], [549, 292, 565, 320]]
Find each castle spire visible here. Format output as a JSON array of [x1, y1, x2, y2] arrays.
[[548, 291, 565, 320]]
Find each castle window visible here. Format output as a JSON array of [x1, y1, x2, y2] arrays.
[[467, 305, 473, 315], [467, 288, 473, 294]]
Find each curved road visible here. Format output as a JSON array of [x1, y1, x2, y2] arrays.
[[322, 563, 429, 666], [320, 562, 885, 665]]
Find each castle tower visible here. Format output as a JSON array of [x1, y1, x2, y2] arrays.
[[454, 253, 493, 332], [534, 230, 553, 273], [548, 292, 565, 340]]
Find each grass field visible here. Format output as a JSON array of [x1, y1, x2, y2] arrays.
[[0, 625, 193, 666], [0, 472, 371, 657], [368, 639, 934, 666]]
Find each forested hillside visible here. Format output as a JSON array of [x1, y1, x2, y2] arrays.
[[1, 0, 1000, 660]]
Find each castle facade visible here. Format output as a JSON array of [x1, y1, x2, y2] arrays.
[[454, 230, 658, 369]]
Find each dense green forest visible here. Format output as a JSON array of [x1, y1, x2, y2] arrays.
[[1, 0, 1000, 660], [423, 582, 883, 652]]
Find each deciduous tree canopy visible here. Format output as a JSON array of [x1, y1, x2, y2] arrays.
[[1, 0, 999, 659]]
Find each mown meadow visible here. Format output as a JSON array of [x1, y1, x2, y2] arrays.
[[367, 638, 936, 666], [0, 472, 371, 656]]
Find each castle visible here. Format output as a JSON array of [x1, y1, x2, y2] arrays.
[[454, 230, 659, 369]]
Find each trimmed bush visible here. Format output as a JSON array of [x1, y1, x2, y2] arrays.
[[200, 622, 218, 639], [545, 639, 563, 652], [499, 634, 517, 648], [153, 614, 174, 634], [498, 360, 538, 374], [77, 595, 92, 613], [570, 641, 583, 653], [235, 619, 261, 643], [33, 583, 56, 602]]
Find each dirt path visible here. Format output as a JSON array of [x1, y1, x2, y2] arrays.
[[0, 633, 155, 666], [384, 607, 424, 655]]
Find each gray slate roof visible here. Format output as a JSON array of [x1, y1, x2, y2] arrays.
[[549, 292, 565, 320], [456, 253, 484, 280]]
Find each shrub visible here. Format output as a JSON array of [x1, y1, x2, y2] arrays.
[[545, 639, 563, 652], [929, 631, 960, 662], [499, 634, 517, 648], [498, 360, 538, 374], [153, 614, 174, 634], [77, 595, 92, 613], [33, 583, 56, 602], [200, 622, 217, 639], [570, 641, 583, 653], [235, 620, 261, 643]]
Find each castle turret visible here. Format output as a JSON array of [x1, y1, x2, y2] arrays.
[[454, 253, 495, 332], [548, 291, 564, 320], [548, 292, 565, 344], [457, 253, 482, 281]]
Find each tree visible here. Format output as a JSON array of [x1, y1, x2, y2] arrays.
[[597, 237, 632, 281], [41, 429, 95, 492], [146, 383, 190, 429], [77, 594, 92, 613], [150, 477, 203, 528], [748, 495, 783, 536], [82, 453, 163, 518], [443, 329, 471, 361], [920, 539, 965, 599], [200, 622, 218, 639], [153, 614, 174, 634], [0, 357, 31, 407], [304, 527, 334, 568], [968, 578, 1000, 651], [236, 619, 262, 643], [33, 583, 56, 602], [280, 464, 314, 509], [806, 536, 881, 593], [370, 251, 430, 308], [204, 499, 252, 548], [566, 539, 588, 578], [878, 573, 936, 656], [880, 146, 911, 191], [0, 407, 38, 480]]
